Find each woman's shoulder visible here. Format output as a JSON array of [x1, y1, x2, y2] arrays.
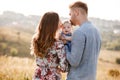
[[54, 40, 64, 49], [55, 39, 63, 43], [54, 40, 64, 45]]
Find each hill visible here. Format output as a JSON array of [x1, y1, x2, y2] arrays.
[[0, 11, 120, 32], [0, 26, 33, 57], [0, 11, 120, 57]]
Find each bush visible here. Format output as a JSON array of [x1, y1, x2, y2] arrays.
[[0, 43, 7, 55], [116, 58, 120, 64], [108, 69, 120, 77], [106, 41, 120, 51], [10, 47, 18, 56], [0, 43, 7, 50]]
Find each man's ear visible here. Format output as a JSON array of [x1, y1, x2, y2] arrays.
[[74, 8, 79, 16]]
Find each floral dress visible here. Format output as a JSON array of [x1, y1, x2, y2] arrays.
[[33, 40, 68, 80]]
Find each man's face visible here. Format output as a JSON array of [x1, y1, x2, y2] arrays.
[[69, 9, 77, 26]]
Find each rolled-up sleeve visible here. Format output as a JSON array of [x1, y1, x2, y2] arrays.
[[66, 31, 86, 67]]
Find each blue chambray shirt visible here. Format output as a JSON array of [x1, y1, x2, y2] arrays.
[[66, 21, 101, 80]]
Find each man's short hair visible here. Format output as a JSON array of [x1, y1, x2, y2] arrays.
[[69, 1, 88, 14]]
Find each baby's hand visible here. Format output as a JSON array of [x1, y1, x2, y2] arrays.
[[64, 35, 72, 41], [61, 35, 66, 40], [63, 39, 67, 44]]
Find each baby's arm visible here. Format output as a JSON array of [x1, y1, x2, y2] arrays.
[[59, 33, 72, 44], [65, 36, 72, 41]]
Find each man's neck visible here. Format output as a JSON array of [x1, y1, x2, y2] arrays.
[[78, 15, 88, 26]]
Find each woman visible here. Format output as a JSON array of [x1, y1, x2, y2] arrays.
[[30, 12, 68, 80]]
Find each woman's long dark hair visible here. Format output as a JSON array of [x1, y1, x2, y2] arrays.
[[30, 12, 59, 58]]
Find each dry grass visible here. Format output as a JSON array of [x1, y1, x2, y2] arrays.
[[97, 50, 120, 80], [0, 56, 35, 80], [0, 50, 120, 80]]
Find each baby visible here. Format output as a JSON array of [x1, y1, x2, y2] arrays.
[[59, 21, 72, 52]]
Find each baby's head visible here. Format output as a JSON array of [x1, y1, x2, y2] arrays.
[[62, 21, 72, 34]]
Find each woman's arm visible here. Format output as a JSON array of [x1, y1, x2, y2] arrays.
[[56, 41, 69, 72]]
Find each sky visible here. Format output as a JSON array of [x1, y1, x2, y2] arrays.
[[0, 0, 120, 21]]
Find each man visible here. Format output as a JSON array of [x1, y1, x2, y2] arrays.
[[66, 1, 101, 80]]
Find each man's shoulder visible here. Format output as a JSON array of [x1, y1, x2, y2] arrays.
[[74, 26, 86, 35], [81, 21, 98, 32], [74, 28, 83, 35], [72, 28, 86, 40]]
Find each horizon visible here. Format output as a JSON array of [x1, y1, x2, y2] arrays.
[[0, 0, 120, 21], [1, 10, 120, 22]]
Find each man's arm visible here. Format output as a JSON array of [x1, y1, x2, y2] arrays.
[[66, 30, 85, 67]]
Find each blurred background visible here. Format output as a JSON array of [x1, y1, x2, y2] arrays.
[[0, 0, 120, 80]]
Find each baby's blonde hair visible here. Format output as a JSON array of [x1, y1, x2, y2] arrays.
[[63, 21, 71, 25]]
